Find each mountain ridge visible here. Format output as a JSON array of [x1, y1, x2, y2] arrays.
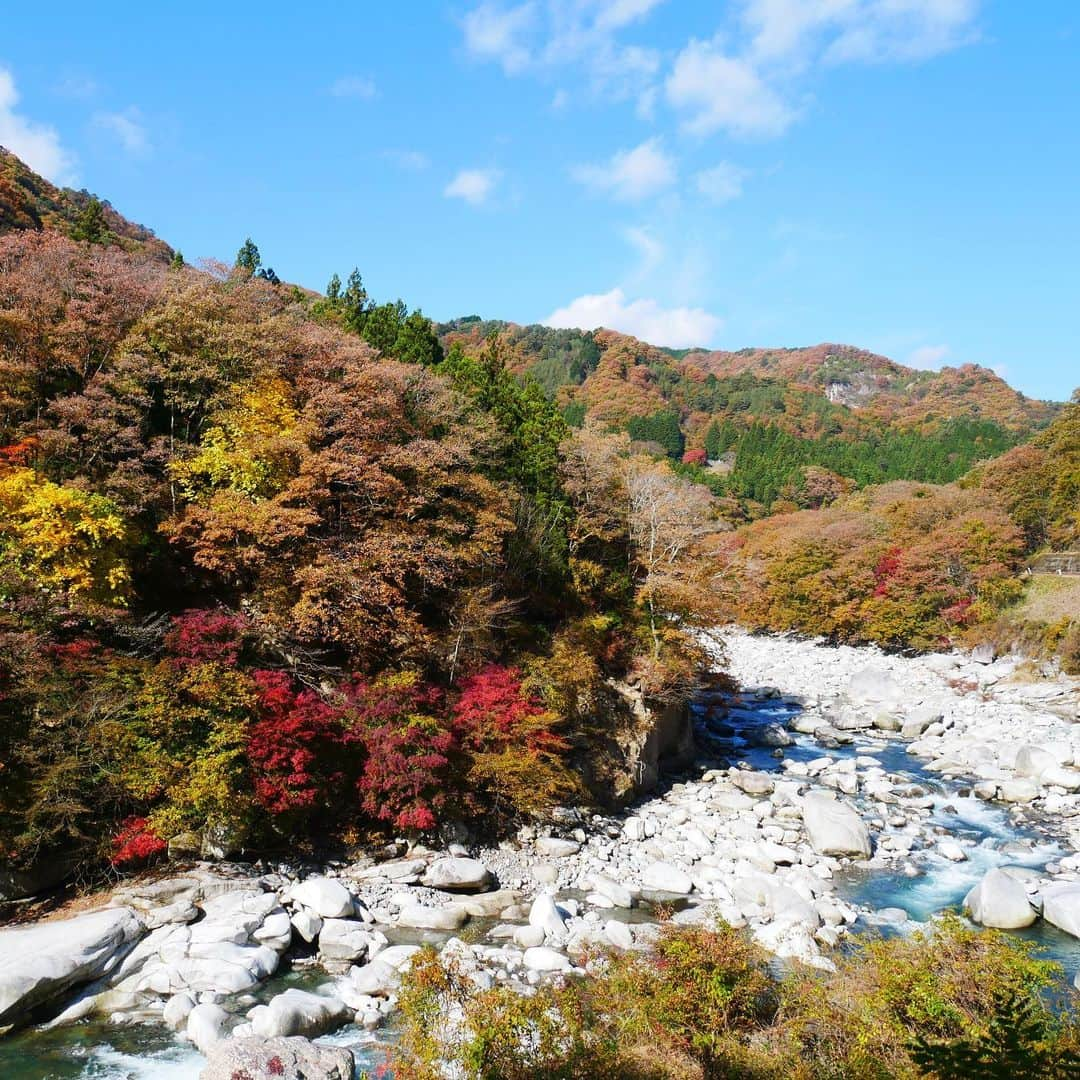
[[0, 145, 173, 260]]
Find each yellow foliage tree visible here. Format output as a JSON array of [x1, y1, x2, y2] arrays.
[[169, 376, 305, 500], [0, 467, 130, 602]]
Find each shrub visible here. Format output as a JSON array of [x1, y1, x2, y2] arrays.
[[450, 665, 581, 821], [390, 917, 1080, 1080], [342, 672, 452, 833], [247, 670, 344, 821], [108, 816, 166, 867]]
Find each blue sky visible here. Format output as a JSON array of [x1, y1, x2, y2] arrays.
[[1, 1, 1077, 401]]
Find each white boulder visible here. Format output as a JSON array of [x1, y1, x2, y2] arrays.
[[1041, 882, 1080, 939], [523, 946, 571, 972], [641, 862, 694, 895], [247, 988, 351, 1039], [0, 906, 145, 1029], [288, 878, 355, 919], [801, 794, 871, 858], [421, 857, 493, 893], [964, 869, 1037, 929]]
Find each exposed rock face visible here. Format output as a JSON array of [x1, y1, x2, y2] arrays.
[[0, 907, 145, 1030], [801, 793, 872, 858], [964, 869, 1037, 929], [581, 681, 694, 805], [0, 854, 80, 904], [200, 1036, 354, 1080]]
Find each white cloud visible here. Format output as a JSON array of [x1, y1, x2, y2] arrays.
[[546, 287, 721, 348], [461, 1, 662, 103], [463, 2, 536, 74], [623, 225, 664, 274], [666, 39, 794, 137], [382, 148, 430, 171], [908, 343, 950, 369], [571, 138, 675, 202], [695, 161, 749, 203], [92, 108, 150, 155], [444, 167, 502, 205], [551, 88, 570, 110], [330, 74, 378, 99], [0, 67, 77, 184], [743, 0, 980, 65], [594, 0, 667, 32]]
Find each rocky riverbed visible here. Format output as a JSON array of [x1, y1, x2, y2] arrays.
[[3, 629, 1080, 1078]]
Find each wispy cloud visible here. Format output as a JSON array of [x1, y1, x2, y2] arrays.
[[53, 73, 98, 100], [462, 2, 537, 74], [382, 148, 430, 171], [744, 0, 981, 65], [546, 286, 721, 348], [0, 67, 77, 183], [908, 343, 950, 369], [330, 74, 378, 99], [444, 167, 502, 205], [92, 108, 150, 156], [666, 40, 794, 138], [623, 224, 665, 278], [459, 1, 981, 145], [461, 0, 663, 107], [571, 138, 676, 202], [695, 161, 749, 203]]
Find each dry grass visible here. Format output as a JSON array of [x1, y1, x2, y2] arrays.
[[1016, 574, 1080, 624]]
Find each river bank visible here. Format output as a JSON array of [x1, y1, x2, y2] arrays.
[[2, 628, 1079, 1078]]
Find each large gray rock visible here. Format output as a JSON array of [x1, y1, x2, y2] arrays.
[[1042, 766, 1080, 791], [0, 906, 145, 1029], [289, 877, 355, 919], [847, 668, 905, 708], [801, 793, 871, 858], [964, 869, 1037, 929], [246, 988, 351, 1039], [186, 1002, 231, 1054], [395, 903, 469, 931], [528, 892, 568, 937], [1014, 745, 1057, 779], [641, 861, 694, 895], [523, 946, 571, 972], [420, 857, 493, 892], [318, 918, 373, 962], [1041, 882, 1080, 939], [343, 944, 420, 1000], [589, 874, 633, 908], [201, 1036, 354, 1080]]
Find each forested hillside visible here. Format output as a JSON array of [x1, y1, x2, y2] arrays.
[[440, 319, 1059, 517], [0, 216, 724, 880], [712, 395, 1080, 661], [0, 148, 1073, 886], [0, 146, 172, 260]]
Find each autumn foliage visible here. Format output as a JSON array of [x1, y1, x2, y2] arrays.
[[0, 220, 731, 874]]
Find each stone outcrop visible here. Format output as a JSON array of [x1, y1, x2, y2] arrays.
[[200, 1036, 354, 1080], [0, 907, 145, 1031]]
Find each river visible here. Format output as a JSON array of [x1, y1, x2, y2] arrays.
[[3, 630, 1078, 1078]]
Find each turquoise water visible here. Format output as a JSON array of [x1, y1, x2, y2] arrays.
[[0, 967, 391, 1080], [698, 691, 1080, 979], [4, 687, 1078, 1075]]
